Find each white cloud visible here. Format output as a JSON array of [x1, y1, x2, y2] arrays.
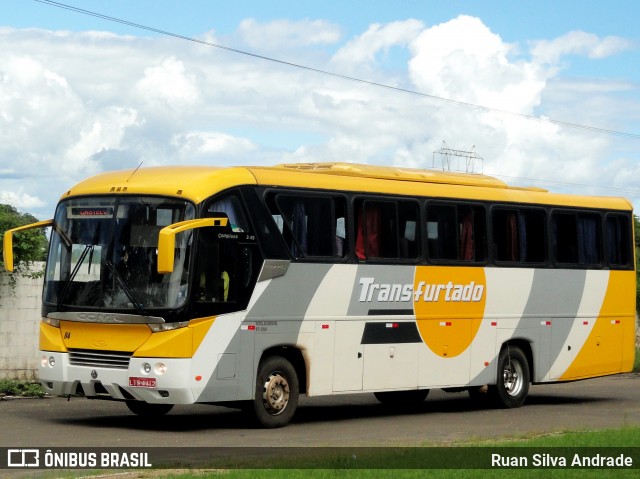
[[135, 57, 199, 110], [171, 131, 257, 161], [64, 107, 140, 173], [0, 17, 637, 217], [332, 19, 424, 68], [531, 31, 632, 64], [409, 15, 547, 114], [0, 190, 46, 211], [237, 18, 341, 50]]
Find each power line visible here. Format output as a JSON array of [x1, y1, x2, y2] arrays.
[[35, 0, 640, 142], [487, 172, 640, 196]]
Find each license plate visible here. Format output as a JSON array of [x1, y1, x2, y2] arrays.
[[129, 377, 157, 388]]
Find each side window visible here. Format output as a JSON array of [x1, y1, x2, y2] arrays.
[[492, 208, 546, 264], [355, 199, 418, 260], [399, 201, 419, 259], [606, 213, 632, 268], [195, 192, 260, 313], [427, 203, 486, 262], [520, 209, 547, 263], [552, 211, 602, 266], [267, 193, 346, 259], [206, 195, 249, 232]]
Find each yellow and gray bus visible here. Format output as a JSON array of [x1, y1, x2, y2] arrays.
[[4, 162, 636, 427]]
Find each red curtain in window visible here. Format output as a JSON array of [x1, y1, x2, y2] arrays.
[[506, 212, 518, 261], [356, 206, 381, 259], [459, 211, 474, 260]]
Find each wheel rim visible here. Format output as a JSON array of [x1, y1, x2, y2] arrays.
[[262, 371, 290, 416], [502, 358, 524, 397]]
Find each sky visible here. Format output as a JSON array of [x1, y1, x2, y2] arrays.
[[1, 0, 640, 218]]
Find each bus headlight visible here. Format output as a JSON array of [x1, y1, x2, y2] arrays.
[[141, 362, 152, 374], [154, 363, 167, 375], [41, 355, 55, 368]]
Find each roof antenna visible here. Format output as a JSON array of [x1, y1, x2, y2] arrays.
[[127, 161, 143, 182]]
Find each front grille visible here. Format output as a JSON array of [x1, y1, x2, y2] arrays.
[[68, 349, 132, 369]]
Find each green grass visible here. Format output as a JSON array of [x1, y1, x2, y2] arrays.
[[634, 346, 640, 372], [17, 422, 640, 479], [126, 428, 640, 478], [0, 378, 45, 397]]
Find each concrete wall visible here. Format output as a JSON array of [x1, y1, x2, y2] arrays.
[[0, 263, 44, 380]]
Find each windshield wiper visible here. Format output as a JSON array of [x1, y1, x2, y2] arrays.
[[56, 244, 93, 309], [52, 223, 72, 251], [104, 260, 145, 314]]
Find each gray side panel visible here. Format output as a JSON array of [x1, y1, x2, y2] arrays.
[[247, 263, 333, 320], [347, 264, 416, 317], [469, 269, 588, 385]]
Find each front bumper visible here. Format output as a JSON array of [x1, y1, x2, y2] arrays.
[[39, 351, 195, 404]]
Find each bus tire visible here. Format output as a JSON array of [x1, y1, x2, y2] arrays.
[[250, 355, 299, 428], [374, 389, 429, 405], [494, 346, 530, 408], [126, 401, 174, 416]]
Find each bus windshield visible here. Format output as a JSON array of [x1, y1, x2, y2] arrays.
[[44, 196, 195, 311]]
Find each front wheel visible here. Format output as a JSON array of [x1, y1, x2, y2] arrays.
[[494, 346, 530, 408], [126, 401, 174, 416], [249, 356, 299, 428]]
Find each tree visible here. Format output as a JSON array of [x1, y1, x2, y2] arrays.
[[635, 215, 640, 310], [0, 204, 48, 272]]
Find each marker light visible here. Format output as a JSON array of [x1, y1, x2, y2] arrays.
[[148, 321, 189, 332], [48, 356, 55, 367], [142, 362, 152, 374]]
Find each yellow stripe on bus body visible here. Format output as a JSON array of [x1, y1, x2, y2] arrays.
[[414, 266, 487, 358], [61, 321, 151, 352], [41, 317, 215, 358], [132, 317, 215, 358], [40, 321, 67, 352], [560, 270, 636, 380]]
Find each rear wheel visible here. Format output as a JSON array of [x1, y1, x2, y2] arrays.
[[494, 346, 530, 408], [126, 401, 174, 416], [249, 356, 299, 428], [374, 389, 429, 405]]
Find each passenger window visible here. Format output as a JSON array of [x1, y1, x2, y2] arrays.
[[427, 203, 486, 262], [355, 199, 418, 260], [552, 212, 601, 266], [492, 208, 546, 264], [606, 214, 631, 268], [268, 194, 346, 259]]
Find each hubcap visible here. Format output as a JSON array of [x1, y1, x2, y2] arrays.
[[503, 359, 524, 397], [262, 372, 290, 415]]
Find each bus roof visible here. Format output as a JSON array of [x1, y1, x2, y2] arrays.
[[61, 162, 632, 211]]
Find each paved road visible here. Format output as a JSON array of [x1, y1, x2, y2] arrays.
[[2, 373, 639, 450]]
